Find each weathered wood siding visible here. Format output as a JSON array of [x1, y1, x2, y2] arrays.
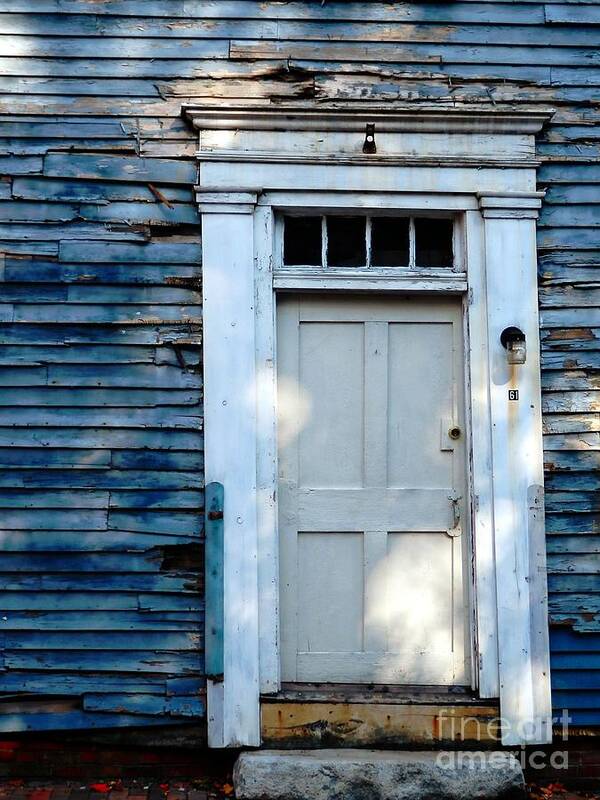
[[0, 0, 598, 732]]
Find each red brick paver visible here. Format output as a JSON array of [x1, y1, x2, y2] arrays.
[[0, 785, 220, 800]]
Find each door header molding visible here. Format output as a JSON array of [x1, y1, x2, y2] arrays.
[[183, 105, 554, 169]]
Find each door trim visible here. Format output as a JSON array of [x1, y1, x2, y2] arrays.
[[190, 106, 553, 748]]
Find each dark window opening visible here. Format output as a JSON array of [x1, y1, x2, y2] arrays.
[[414, 218, 453, 268], [371, 217, 410, 267], [283, 216, 322, 266], [327, 216, 367, 268]]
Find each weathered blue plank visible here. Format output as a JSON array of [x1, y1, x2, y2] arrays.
[[546, 514, 599, 534], [0, 611, 199, 631], [137, 593, 204, 612], [0, 407, 202, 428], [166, 676, 204, 696], [552, 671, 600, 690], [551, 630, 600, 651], [0, 223, 147, 242], [0, 509, 108, 530], [0, 673, 167, 694], [4, 650, 203, 673], [66, 285, 201, 303], [549, 594, 600, 613], [1, 570, 198, 590], [547, 535, 600, 554], [3, 631, 200, 650], [0, 711, 180, 733], [540, 204, 600, 227], [549, 575, 600, 593], [0, 593, 144, 611], [0, 532, 197, 553], [81, 201, 199, 225], [108, 510, 202, 536], [13, 177, 193, 203], [545, 451, 600, 472], [546, 5, 600, 25], [0, 469, 202, 489], [59, 240, 202, 263], [539, 164, 600, 183], [83, 692, 204, 717], [0, 35, 229, 59], [111, 450, 204, 470], [2, 138, 138, 154], [109, 490, 203, 509], [0, 322, 202, 347], [0, 428, 202, 449], [551, 691, 600, 710], [546, 473, 600, 491], [0, 201, 78, 221], [229, 39, 600, 66], [0, 489, 109, 508], [0, 1, 550, 24], [5, 261, 201, 284], [0, 77, 162, 97], [12, 304, 201, 323], [0, 241, 59, 256], [563, 710, 600, 725], [44, 153, 197, 184], [0, 155, 43, 174], [551, 654, 600, 669], [0, 119, 133, 137], [46, 364, 202, 388], [0, 448, 111, 469], [0, 345, 194, 367], [0, 367, 47, 386]]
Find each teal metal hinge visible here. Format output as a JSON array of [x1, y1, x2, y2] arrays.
[[205, 482, 224, 682]]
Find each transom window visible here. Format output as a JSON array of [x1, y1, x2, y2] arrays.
[[282, 214, 455, 270]]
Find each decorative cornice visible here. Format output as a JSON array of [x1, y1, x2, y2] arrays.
[[183, 105, 554, 136]]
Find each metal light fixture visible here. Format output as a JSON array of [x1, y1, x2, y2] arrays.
[[501, 326, 527, 365]]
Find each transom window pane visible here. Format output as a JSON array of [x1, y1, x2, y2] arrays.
[[371, 217, 410, 267], [414, 218, 454, 268], [282, 214, 454, 269], [327, 216, 366, 268], [283, 216, 322, 266]]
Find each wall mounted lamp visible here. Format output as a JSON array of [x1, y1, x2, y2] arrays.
[[500, 326, 527, 365]]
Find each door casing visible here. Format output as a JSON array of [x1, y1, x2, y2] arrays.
[[188, 105, 553, 749]]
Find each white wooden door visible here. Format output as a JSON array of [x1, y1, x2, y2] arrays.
[[277, 294, 469, 685]]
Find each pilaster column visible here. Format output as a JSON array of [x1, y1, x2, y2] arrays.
[[478, 191, 552, 745], [197, 188, 261, 747]]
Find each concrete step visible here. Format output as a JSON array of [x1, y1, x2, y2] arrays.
[[233, 749, 526, 800]]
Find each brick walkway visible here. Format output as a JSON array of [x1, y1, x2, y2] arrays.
[[0, 783, 234, 800]]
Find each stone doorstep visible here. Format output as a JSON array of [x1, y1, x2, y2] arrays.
[[233, 749, 526, 800]]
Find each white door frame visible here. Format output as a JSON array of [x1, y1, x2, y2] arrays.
[[185, 106, 554, 748]]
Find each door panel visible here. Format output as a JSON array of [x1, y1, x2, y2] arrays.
[[277, 294, 469, 685], [298, 321, 364, 488]]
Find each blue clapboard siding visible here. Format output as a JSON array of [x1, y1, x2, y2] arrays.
[[0, 0, 597, 734]]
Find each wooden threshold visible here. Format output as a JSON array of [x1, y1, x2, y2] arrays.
[[261, 685, 501, 747], [266, 682, 489, 707]]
